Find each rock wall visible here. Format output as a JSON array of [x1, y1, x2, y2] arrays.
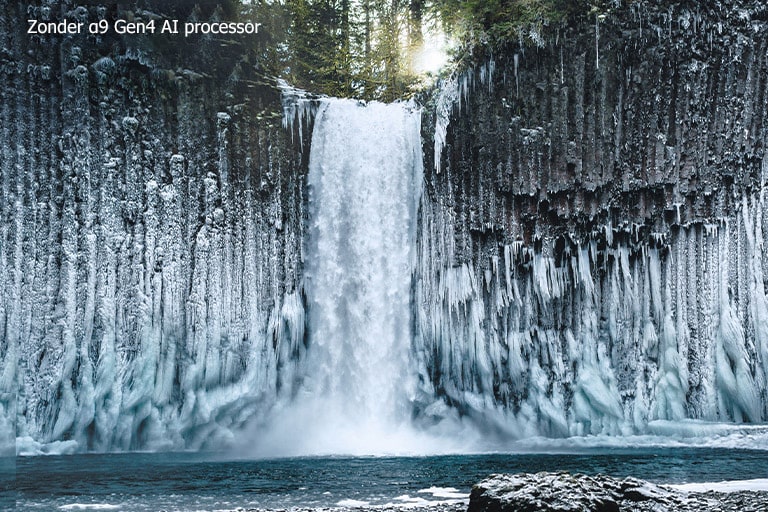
[[1, 1, 307, 451], [4, 0, 768, 452], [415, 0, 768, 436]]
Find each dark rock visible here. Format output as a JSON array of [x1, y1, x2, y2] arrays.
[[468, 473, 688, 512]]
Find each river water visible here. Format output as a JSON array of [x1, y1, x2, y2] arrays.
[[14, 448, 768, 511]]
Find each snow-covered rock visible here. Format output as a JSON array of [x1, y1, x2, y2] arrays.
[[468, 472, 768, 512]]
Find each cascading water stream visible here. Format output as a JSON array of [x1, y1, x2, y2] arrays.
[[252, 98, 465, 456], [304, 99, 421, 421]]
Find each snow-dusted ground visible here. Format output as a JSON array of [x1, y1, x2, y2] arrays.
[[468, 472, 768, 512], [669, 478, 768, 493]]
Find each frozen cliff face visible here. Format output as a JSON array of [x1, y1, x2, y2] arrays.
[[415, 1, 768, 436], [1, 3, 307, 452], [3, 0, 768, 454]]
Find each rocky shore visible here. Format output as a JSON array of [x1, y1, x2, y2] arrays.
[[241, 492, 766, 512], [238, 472, 768, 512], [467, 472, 768, 512], [242, 506, 467, 512]]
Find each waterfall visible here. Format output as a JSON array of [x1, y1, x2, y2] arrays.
[[304, 99, 422, 418], [251, 98, 462, 456]]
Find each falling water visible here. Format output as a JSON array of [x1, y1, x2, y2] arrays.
[[305, 98, 422, 419], [251, 98, 460, 456]]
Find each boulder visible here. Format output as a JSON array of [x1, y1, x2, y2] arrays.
[[468, 472, 678, 512]]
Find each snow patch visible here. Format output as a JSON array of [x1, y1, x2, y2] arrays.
[[669, 479, 768, 493], [17, 436, 79, 456]]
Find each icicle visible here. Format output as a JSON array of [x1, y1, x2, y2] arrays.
[[278, 79, 317, 152], [595, 14, 600, 71], [514, 53, 520, 97]]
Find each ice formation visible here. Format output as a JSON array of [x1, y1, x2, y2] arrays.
[[413, 197, 768, 439], [4, 0, 768, 454], [5, 95, 308, 453]]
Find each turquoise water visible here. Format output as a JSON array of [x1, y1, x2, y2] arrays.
[[12, 449, 768, 511]]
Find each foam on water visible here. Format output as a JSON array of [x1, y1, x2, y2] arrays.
[[417, 487, 466, 499], [59, 505, 120, 511], [337, 499, 371, 507]]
